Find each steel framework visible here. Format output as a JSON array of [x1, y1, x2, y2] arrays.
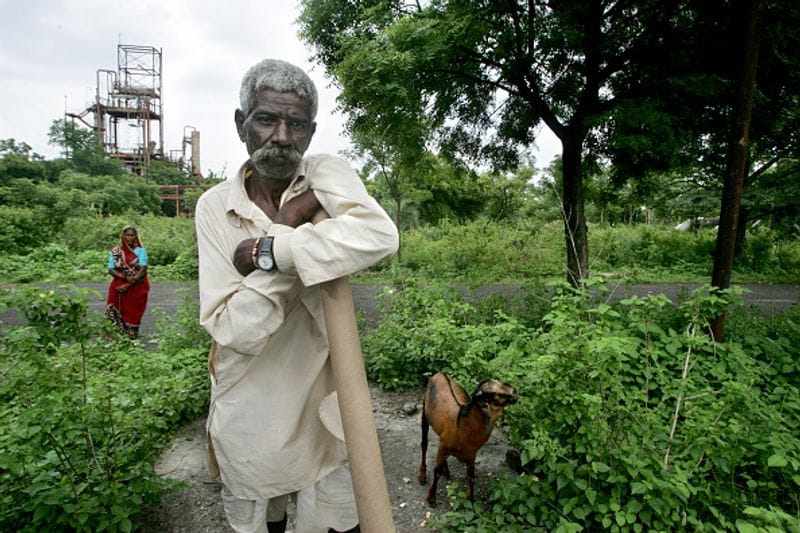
[[69, 44, 166, 176]]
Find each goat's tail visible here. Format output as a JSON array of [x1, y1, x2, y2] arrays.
[[418, 397, 430, 484]]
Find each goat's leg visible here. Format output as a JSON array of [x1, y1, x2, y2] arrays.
[[427, 446, 449, 506], [418, 410, 429, 484], [465, 460, 476, 501]]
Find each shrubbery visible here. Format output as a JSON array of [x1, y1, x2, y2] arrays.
[[0, 286, 209, 532], [1, 216, 799, 285], [399, 219, 566, 282], [394, 219, 800, 284], [364, 281, 800, 532], [591, 224, 800, 282], [0, 206, 40, 255], [0, 215, 197, 283]]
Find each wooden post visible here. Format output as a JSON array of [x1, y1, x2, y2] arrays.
[[313, 212, 395, 532]]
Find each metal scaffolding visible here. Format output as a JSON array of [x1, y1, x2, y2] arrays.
[[67, 44, 202, 181]]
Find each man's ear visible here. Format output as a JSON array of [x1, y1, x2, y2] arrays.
[[234, 109, 246, 142]]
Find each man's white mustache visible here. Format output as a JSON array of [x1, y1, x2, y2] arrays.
[[251, 145, 302, 165]]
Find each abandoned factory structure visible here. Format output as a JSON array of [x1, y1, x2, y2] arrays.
[[67, 44, 202, 213]]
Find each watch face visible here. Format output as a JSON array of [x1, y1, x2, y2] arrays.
[[256, 236, 275, 271], [256, 251, 274, 271]]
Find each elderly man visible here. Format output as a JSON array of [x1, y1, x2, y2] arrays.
[[195, 59, 399, 533]]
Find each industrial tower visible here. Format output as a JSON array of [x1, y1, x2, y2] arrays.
[[68, 44, 201, 180]]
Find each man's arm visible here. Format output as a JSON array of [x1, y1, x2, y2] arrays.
[[270, 156, 399, 286], [195, 193, 299, 356], [232, 190, 322, 276]]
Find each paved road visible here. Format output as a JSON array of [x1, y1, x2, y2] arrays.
[[2, 282, 798, 342]]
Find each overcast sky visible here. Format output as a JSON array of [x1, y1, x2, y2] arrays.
[[0, 0, 560, 178]]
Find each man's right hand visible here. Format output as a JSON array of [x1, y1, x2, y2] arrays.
[[233, 238, 258, 276], [273, 189, 322, 227]]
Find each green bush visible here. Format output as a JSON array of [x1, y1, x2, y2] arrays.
[[0, 205, 40, 254], [2, 215, 800, 284], [363, 280, 550, 391], [0, 215, 200, 283], [0, 286, 208, 532], [488, 285, 800, 531], [399, 218, 565, 282], [149, 285, 209, 353], [363, 282, 470, 390], [590, 224, 800, 283], [590, 224, 717, 279], [62, 214, 197, 269], [364, 281, 800, 531], [149, 243, 199, 281]]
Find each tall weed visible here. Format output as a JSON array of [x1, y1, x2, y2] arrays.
[[364, 281, 800, 531], [0, 286, 208, 532]]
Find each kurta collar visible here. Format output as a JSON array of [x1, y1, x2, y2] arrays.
[[224, 160, 308, 227]]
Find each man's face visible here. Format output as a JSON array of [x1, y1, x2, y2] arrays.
[[235, 88, 316, 181]]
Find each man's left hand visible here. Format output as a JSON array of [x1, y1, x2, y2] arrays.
[[232, 190, 324, 277], [273, 189, 322, 227], [233, 238, 258, 276]]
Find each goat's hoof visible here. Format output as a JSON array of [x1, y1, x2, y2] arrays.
[[418, 475, 426, 484], [427, 495, 436, 507]]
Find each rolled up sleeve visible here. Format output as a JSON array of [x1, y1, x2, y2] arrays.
[[271, 155, 399, 286]]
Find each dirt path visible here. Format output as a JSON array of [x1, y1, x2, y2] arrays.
[[139, 386, 517, 532]]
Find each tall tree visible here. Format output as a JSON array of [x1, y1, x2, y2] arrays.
[[300, 0, 727, 286], [710, 0, 765, 341], [607, 1, 800, 246]]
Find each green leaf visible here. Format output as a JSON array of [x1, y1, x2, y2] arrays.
[[735, 521, 760, 533], [592, 461, 611, 473], [767, 453, 788, 468]]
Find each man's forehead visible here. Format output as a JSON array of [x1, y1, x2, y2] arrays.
[[251, 88, 311, 113]]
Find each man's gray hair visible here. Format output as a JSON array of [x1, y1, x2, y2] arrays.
[[239, 59, 318, 120]]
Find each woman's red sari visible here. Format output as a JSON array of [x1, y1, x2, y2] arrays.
[[106, 233, 150, 338]]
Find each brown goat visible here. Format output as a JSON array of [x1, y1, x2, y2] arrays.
[[418, 372, 519, 505]]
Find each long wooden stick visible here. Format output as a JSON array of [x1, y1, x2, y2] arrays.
[[314, 215, 395, 531], [319, 278, 395, 531]]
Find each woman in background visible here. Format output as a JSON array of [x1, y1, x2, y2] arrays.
[[106, 225, 150, 338]]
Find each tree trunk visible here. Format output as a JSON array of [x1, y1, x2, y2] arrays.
[[394, 196, 403, 262], [561, 134, 589, 287], [710, 0, 764, 341]]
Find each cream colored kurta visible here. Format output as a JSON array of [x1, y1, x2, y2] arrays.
[[195, 154, 399, 500]]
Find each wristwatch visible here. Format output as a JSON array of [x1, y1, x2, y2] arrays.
[[255, 236, 276, 271]]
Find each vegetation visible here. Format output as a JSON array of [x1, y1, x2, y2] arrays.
[[2, 213, 798, 286], [0, 286, 209, 532], [299, 0, 800, 287], [363, 280, 800, 532], [3, 126, 798, 286], [1, 2, 799, 525]]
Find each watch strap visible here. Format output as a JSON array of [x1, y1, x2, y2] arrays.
[[251, 237, 262, 269], [257, 235, 276, 271]]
